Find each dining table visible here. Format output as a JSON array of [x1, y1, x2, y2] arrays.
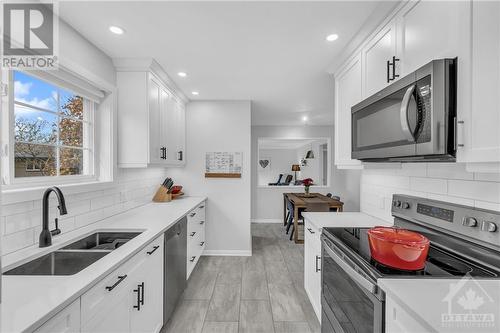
[[283, 192, 344, 243]]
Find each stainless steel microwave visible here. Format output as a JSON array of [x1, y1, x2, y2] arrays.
[[351, 58, 457, 162]]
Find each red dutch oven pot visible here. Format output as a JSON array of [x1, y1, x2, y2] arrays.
[[367, 226, 430, 270]]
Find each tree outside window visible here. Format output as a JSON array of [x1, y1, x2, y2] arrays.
[[13, 71, 93, 179]]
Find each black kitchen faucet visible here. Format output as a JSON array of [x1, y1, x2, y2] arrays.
[[39, 187, 68, 248]]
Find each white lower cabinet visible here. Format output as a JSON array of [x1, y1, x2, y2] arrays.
[[34, 235, 164, 333], [385, 295, 429, 333], [304, 220, 322, 322], [33, 299, 81, 333], [187, 201, 206, 279]]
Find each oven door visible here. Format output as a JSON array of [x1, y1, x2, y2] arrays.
[[321, 236, 384, 333]]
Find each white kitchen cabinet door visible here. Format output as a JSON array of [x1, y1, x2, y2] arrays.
[[362, 22, 397, 97], [34, 299, 80, 333], [81, 284, 131, 333], [165, 97, 186, 166], [304, 221, 321, 322], [396, 0, 470, 76], [149, 76, 163, 165], [457, 0, 500, 165], [334, 53, 363, 169], [175, 101, 186, 166], [130, 236, 164, 333]]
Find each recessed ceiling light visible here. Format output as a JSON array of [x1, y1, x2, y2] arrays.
[[302, 116, 309, 122], [191, 91, 199, 96], [326, 34, 339, 42], [178, 72, 187, 77], [109, 26, 125, 35]]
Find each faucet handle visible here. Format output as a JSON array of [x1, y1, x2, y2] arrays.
[[51, 218, 61, 236]]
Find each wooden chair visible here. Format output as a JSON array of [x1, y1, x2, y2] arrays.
[[289, 202, 330, 240]]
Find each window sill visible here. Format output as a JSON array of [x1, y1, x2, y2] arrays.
[[2, 180, 115, 205]]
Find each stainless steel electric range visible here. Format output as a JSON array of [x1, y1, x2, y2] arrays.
[[321, 194, 500, 333]]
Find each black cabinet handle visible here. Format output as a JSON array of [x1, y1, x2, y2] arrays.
[[199, 221, 205, 225], [177, 150, 183, 161], [386, 60, 391, 83], [133, 282, 144, 310], [307, 228, 315, 234], [147, 245, 159, 255], [190, 256, 196, 262], [200, 241, 205, 246], [105, 275, 127, 291], [190, 231, 196, 237], [392, 56, 400, 81], [189, 212, 196, 217], [315, 256, 321, 272], [199, 205, 205, 209]]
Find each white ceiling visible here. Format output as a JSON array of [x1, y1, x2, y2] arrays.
[[59, 1, 385, 126]]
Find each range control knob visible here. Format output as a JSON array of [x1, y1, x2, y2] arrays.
[[402, 202, 410, 209], [394, 200, 402, 208], [481, 221, 497, 232], [462, 217, 478, 228]]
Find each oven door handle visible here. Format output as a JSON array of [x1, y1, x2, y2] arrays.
[[400, 84, 416, 142], [323, 240, 378, 295]]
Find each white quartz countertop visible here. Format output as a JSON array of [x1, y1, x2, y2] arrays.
[[0, 196, 206, 333], [302, 212, 393, 230], [379, 278, 500, 332]]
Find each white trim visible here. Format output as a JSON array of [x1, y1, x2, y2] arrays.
[[251, 219, 282, 224], [112, 57, 189, 103], [202, 250, 252, 257]]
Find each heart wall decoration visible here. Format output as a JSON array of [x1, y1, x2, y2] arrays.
[[259, 159, 270, 169]]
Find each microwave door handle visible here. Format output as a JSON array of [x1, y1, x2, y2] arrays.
[[400, 84, 416, 142]]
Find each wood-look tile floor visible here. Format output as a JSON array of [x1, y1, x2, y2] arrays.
[[162, 223, 320, 333]]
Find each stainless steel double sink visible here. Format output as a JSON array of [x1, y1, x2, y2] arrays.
[[3, 231, 141, 276]]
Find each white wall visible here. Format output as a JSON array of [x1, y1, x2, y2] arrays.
[[252, 126, 361, 222], [166, 101, 252, 256], [361, 163, 500, 222], [1, 16, 168, 256], [258, 148, 297, 185]]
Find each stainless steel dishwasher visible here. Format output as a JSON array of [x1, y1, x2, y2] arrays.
[[164, 216, 187, 324]]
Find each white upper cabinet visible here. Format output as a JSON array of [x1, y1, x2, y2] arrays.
[[458, 0, 500, 166], [165, 98, 186, 166], [396, 0, 469, 77], [362, 22, 397, 97], [333, 0, 500, 170], [114, 58, 188, 168], [334, 53, 363, 169]]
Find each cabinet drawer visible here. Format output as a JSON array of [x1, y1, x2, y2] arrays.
[[187, 203, 206, 224], [81, 261, 135, 323]]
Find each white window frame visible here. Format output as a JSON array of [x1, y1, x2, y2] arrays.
[[2, 70, 98, 189]]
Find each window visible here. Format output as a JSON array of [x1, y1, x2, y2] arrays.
[[10, 70, 95, 182]]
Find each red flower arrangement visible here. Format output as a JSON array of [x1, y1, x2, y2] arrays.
[[303, 178, 314, 194], [302, 178, 314, 186]]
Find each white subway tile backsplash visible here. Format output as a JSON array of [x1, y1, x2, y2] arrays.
[[427, 163, 474, 180], [448, 180, 500, 203], [410, 177, 448, 195], [361, 164, 500, 220], [1, 169, 167, 256]]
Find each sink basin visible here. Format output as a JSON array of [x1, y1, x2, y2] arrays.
[[3, 251, 109, 276], [3, 231, 142, 276], [61, 231, 141, 250]]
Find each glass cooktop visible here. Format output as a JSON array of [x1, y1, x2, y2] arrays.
[[323, 227, 499, 278]]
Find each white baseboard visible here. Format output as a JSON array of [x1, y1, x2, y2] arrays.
[[251, 218, 282, 224], [202, 250, 252, 256]]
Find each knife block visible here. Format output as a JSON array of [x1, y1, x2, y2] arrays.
[[152, 185, 172, 202]]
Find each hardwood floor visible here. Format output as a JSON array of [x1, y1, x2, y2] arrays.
[[162, 223, 320, 333]]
